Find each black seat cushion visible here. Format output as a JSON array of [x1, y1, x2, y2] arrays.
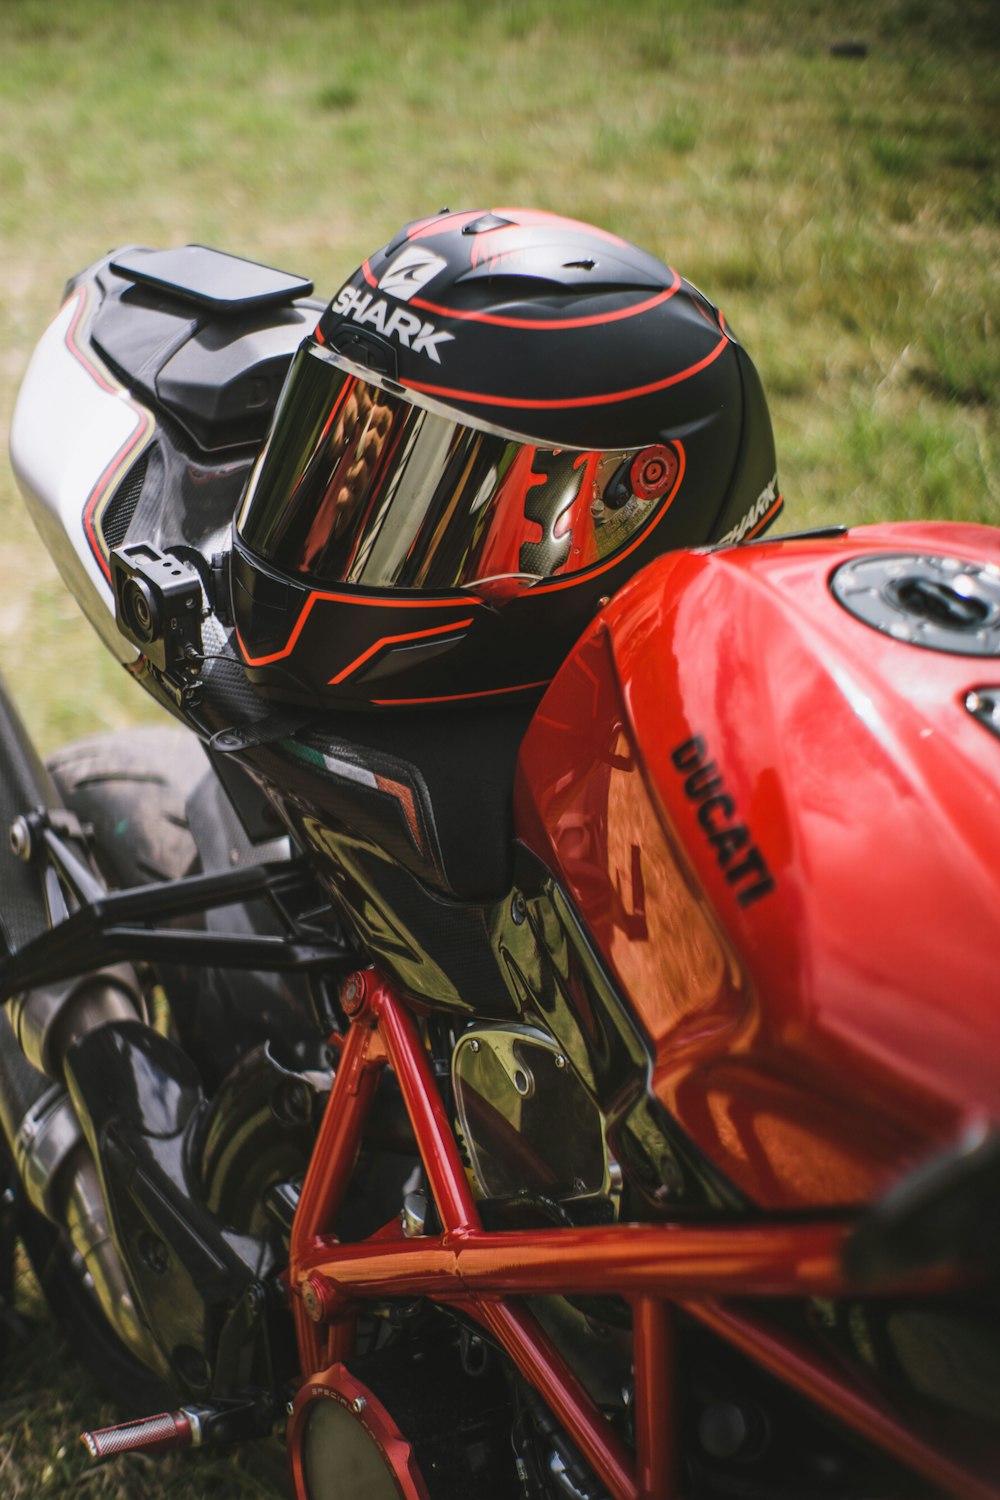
[[286, 702, 535, 903]]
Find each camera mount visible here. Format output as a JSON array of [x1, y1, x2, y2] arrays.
[[111, 541, 204, 684]]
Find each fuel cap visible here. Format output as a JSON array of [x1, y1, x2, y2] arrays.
[[830, 553, 1000, 656]]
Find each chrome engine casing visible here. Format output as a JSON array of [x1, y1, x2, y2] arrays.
[[452, 1024, 612, 1208]]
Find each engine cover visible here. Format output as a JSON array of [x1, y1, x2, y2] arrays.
[[288, 1336, 517, 1500], [289, 1364, 430, 1500], [452, 1024, 611, 1206]]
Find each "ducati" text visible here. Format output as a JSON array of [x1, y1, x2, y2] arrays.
[[670, 735, 776, 908], [331, 285, 455, 364]]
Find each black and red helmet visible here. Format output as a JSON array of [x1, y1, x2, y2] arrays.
[[231, 208, 782, 708]]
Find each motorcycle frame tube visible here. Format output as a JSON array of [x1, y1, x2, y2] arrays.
[[289, 972, 985, 1500], [682, 1299, 1000, 1500]]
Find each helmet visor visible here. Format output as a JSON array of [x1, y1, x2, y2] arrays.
[[237, 344, 679, 592]]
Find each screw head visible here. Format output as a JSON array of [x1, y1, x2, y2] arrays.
[[340, 971, 368, 1018], [351, 1396, 367, 1415], [554, 1054, 567, 1070], [137, 1230, 169, 1276], [286, 1400, 295, 1417], [9, 818, 31, 862], [301, 1274, 334, 1324], [511, 893, 527, 925], [469, 1038, 480, 1053]]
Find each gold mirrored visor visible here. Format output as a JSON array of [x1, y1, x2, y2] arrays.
[[237, 344, 680, 593]]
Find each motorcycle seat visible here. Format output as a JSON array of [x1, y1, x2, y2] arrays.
[[263, 702, 534, 904]]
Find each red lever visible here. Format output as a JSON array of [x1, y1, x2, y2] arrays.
[[80, 1409, 195, 1461]]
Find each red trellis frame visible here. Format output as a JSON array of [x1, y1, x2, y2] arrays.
[[287, 972, 997, 1500]]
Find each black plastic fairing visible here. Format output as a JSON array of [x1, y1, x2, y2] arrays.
[[109, 245, 313, 312], [89, 256, 321, 453]]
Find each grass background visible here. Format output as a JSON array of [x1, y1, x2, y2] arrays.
[[1, 0, 998, 753], [0, 0, 997, 1493]]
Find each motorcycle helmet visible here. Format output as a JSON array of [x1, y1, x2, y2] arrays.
[[231, 208, 781, 708]]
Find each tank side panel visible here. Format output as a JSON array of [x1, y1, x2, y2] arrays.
[[515, 526, 1000, 1208]]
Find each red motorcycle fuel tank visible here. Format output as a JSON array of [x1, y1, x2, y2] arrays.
[[515, 523, 1000, 1210]]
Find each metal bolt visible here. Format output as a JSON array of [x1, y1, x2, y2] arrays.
[[511, 893, 527, 925], [351, 1396, 367, 1415], [469, 1038, 480, 1053], [286, 1400, 295, 1417], [554, 1054, 567, 1070], [138, 1230, 169, 1276], [340, 971, 368, 1018], [301, 1274, 333, 1324], [9, 817, 31, 862]]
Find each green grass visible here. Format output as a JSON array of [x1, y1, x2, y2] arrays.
[[1, 1250, 283, 1498], [1, 0, 998, 750], [0, 1, 997, 1488]]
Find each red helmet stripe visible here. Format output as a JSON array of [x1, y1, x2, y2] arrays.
[[328, 617, 475, 685], [744, 493, 784, 540], [408, 273, 680, 330], [402, 334, 729, 411], [488, 208, 631, 248], [235, 591, 480, 668], [371, 679, 550, 706]]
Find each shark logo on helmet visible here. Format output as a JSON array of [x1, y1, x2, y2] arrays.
[[330, 284, 456, 364], [379, 246, 448, 302]]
